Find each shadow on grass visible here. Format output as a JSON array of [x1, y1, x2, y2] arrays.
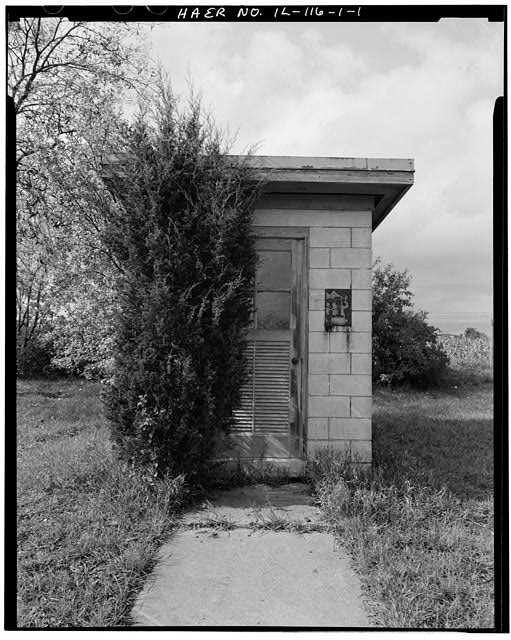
[[373, 415, 493, 501]]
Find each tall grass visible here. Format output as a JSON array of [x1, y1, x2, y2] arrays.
[[309, 384, 494, 629], [17, 379, 187, 628]]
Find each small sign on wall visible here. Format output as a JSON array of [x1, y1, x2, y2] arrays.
[[325, 289, 351, 331]]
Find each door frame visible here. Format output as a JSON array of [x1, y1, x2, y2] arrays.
[[255, 226, 309, 458]]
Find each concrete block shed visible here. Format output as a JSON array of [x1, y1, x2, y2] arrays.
[[220, 156, 414, 474]]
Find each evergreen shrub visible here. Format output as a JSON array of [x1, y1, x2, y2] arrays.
[[102, 89, 261, 481]]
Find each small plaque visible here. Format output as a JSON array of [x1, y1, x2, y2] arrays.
[[325, 289, 351, 330]]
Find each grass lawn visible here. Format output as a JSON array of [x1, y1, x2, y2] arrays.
[[16, 377, 495, 629], [16, 378, 186, 628], [310, 382, 494, 629]]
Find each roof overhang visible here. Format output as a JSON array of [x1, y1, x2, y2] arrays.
[[242, 156, 414, 231]]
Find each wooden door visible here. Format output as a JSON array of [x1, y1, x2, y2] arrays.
[[230, 236, 305, 459]]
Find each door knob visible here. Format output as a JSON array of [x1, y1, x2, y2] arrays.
[[291, 357, 299, 365]]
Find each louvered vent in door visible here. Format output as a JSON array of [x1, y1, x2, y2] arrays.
[[232, 339, 291, 433], [232, 341, 255, 431], [253, 339, 290, 432]]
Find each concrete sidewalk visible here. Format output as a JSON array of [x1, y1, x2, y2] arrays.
[[131, 483, 370, 628]]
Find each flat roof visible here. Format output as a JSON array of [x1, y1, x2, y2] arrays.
[[243, 155, 414, 230], [104, 153, 414, 231]]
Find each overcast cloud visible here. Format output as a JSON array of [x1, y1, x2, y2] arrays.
[[147, 19, 503, 330]]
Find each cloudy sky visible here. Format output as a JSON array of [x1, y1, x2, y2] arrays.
[[147, 18, 503, 333]]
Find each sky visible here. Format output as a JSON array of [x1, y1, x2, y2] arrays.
[[146, 18, 503, 334]]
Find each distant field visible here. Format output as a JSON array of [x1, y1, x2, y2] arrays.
[[439, 333, 493, 384], [428, 312, 492, 337]]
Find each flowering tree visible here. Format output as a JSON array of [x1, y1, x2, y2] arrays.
[[10, 17, 154, 375]]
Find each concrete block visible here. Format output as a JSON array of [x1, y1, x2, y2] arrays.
[[308, 396, 350, 418], [328, 211, 372, 228], [351, 354, 372, 374], [309, 310, 326, 332], [309, 248, 330, 268], [329, 331, 371, 354], [308, 374, 329, 396], [254, 209, 371, 230], [307, 439, 372, 463], [330, 248, 371, 269], [308, 418, 329, 440], [351, 269, 372, 290], [289, 212, 335, 227], [253, 211, 282, 227], [263, 213, 369, 229], [280, 212, 322, 227], [306, 440, 331, 458], [309, 289, 325, 310], [330, 374, 372, 396], [254, 211, 353, 228], [309, 353, 350, 374], [310, 228, 351, 247], [310, 269, 351, 289], [308, 439, 364, 458], [309, 332, 329, 353], [351, 311, 372, 332], [350, 396, 372, 418], [351, 228, 372, 248], [328, 331, 348, 353], [254, 211, 326, 227], [329, 418, 371, 441], [343, 439, 372, 463], [352, 290, 372, 311]]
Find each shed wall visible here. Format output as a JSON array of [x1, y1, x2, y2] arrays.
[[254, 194, 372, 462]]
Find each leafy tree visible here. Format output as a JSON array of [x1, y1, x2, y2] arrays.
[[10, 17, 153, 375], [372, 258, 448, 387], [102, 86, 261, 481]]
